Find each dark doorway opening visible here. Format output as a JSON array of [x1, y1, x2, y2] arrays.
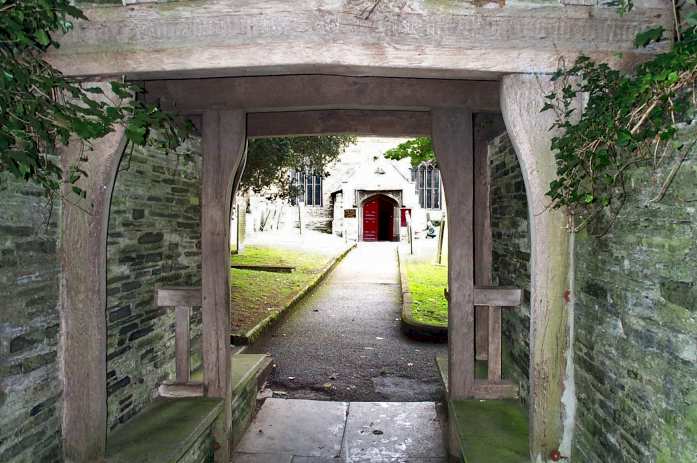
[[362, 194, 397, 241]]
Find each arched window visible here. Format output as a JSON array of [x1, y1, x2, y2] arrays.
[[414, 163, 441, 209]]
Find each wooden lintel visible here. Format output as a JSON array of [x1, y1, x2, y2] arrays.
[[474, 287, 522, 307], [156, 287, 202, 307], [145, 76, 500, 113], [247, 110, 431, 138], [472, 380, 519, 400]]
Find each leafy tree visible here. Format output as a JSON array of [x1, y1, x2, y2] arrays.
[[241, 136, 355, 199], [0, 0, 187, 198], [383, 137, 435, 167]]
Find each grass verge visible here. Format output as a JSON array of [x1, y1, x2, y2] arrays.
[[404, 259, 448, 327], [230, 245, 341, 336]]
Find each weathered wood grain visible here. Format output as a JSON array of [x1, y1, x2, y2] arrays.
[[247, 110, 431, 138], [145, 76, 499, 112], [60, 83, 128, 462], [501, 74, 575, 461], [156, 287, 202, 307], [473, 113, 506, 360], [175, 306, 192, 384], [46, 1, 670, 79], [201, 110, 247, 462]]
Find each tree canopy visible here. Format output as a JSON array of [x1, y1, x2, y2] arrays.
[[383, 137, 435, 167], [241, 136, 355, 199]]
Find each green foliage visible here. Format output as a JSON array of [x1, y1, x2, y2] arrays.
[[383, 137, 435, 167], [542, 7, 697, 232], [0, 0, 188, 197], [242, 136, 355, 198]]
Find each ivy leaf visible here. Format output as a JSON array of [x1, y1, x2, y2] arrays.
[[34, 30, 50, 47], [634, 26, 664, 48], [686, 11, 697, 27]]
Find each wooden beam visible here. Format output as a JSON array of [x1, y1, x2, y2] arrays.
[[201, 110, 247, 462], [474, 114, 507, 361], [156, 287, 202, 307], [247, 110, 431, 138], [60, 83, 128, 462], [46, 1, 670, 79], [145, 76, 500, 113], [473, 287, 523, 307]]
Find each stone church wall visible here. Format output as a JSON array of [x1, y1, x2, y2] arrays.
[[0, 176, 63, 462], [490, 124, 697, 462], [105, 133, 203, 432]]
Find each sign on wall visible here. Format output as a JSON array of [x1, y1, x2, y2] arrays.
[[344, 209, 356, 218]]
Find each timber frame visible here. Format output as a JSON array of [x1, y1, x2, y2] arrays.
[[60, 74, 572, 463]]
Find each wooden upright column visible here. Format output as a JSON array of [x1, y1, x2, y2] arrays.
[[60, 83, 127, 463], [501, 75, 576, 460], [201, 110, 247, 462], [433, 108, 474, 458], [473, 114, 507, 369], [432, 108, 475, 400]]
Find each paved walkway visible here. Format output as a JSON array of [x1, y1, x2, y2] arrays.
[[247, 242, 447, 402], [233, 398, 448, 462]]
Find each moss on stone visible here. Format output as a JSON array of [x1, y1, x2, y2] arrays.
[[449, 399, 529, 463]]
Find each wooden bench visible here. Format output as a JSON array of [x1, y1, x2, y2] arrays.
[[105, 397, 223, 463]]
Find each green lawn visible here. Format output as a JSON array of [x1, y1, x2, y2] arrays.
[[404, 260, 448, 326], [230, 245, 335, 335]]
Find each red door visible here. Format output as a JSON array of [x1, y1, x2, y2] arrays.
[[363, 198, 378, 241]]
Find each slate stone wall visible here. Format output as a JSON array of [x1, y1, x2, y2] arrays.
[[573, 122, 697, 463], [0, 176, 62, 463], [489, 124, 697, 462], [106, 134, 203, 432]]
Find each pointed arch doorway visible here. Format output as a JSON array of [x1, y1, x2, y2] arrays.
[[361, 193, 399, 241]]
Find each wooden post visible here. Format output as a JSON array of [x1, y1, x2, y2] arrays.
[[60, 83, 127, 463], [201, 110, 247, 462], [501, 75, 576, 460], [432, 108, 475, 458], [473, 114, 507, 367], [175, 306, 191, 383]]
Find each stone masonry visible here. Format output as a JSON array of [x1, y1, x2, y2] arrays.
[[0, 176, 62, 462], [489, 124, 697, 462], [105, 133, 203, 432]]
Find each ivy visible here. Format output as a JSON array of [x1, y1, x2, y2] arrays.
[[0, 0, 189, 198], [542, 2, 697, 233]]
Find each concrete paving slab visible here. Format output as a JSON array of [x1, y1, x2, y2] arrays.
[[342, 402, 446, 462], [235, 398, 348, 458], [233, 452, 293, 463]]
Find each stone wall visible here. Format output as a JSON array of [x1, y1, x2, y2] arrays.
[[0, 176, 62, 462], [489, 124, 697, 461], [106, 134, 203, 432], [573, 122, 697, 462]]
